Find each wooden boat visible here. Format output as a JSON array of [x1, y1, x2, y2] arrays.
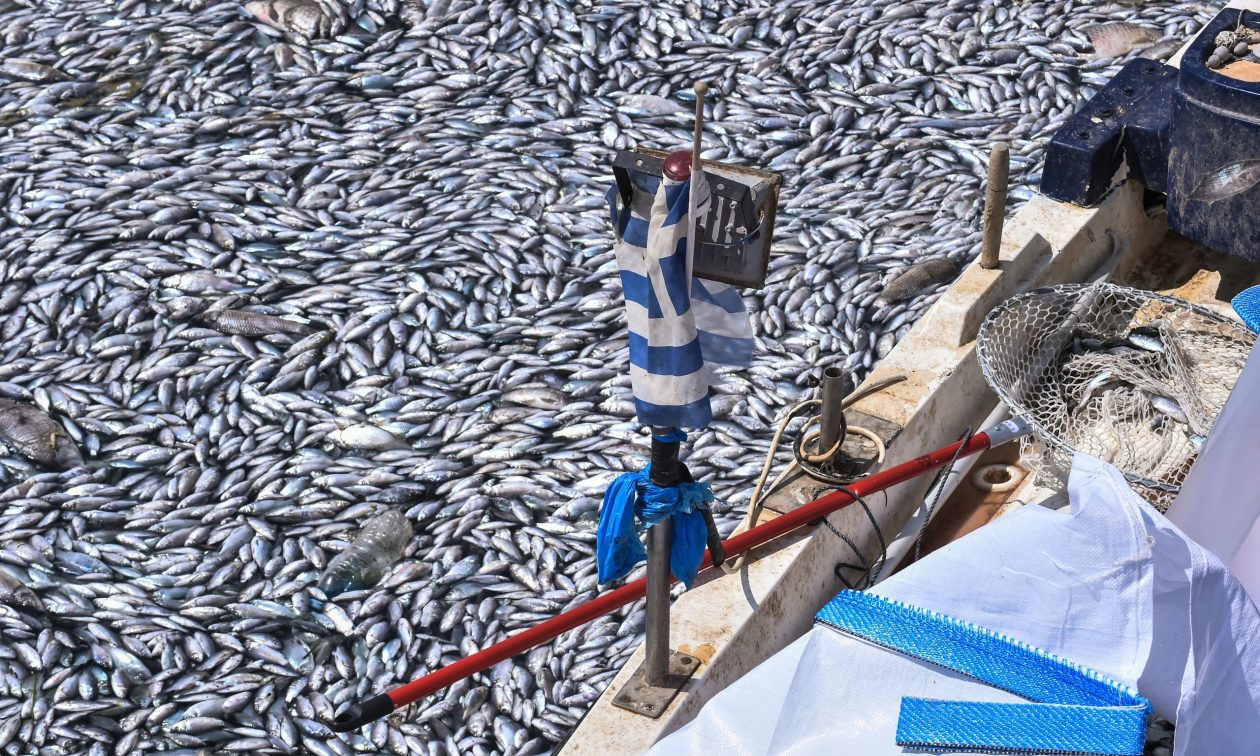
[[564, 2, 1260, 751]]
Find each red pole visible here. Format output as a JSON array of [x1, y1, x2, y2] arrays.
[[330, 421, 1026, 731]]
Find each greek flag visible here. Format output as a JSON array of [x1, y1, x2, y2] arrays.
[[607, 164, 754, 429]]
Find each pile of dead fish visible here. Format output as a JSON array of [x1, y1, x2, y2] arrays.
[[0, 0, 1213, 753]]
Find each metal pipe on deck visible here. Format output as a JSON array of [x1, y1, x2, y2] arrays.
[[644, 518, 674, 687], [817, 367, 853, 463]]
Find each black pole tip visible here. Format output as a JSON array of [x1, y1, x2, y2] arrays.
[[330, 694, 394, 732]]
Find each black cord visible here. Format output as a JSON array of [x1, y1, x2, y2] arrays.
[[789, 422, 876, 485], [777, 418, 887, 589], [821, 488, 889, 591], [913, 427, 974, 565]]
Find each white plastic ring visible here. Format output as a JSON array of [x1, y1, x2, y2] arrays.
[[971, 463, 1025, 493]]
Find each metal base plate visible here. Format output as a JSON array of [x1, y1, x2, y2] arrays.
[[611, 650, 701, 719]]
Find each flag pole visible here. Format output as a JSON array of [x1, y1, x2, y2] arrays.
[[685, 81, 706, 285], [688, 80, 728, 573], [692, 82, 706, 171]]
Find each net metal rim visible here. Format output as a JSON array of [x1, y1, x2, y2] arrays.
[[975, 281, 1255, 495]]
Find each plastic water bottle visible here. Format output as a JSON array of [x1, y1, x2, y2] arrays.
[[318, 509, 413, 597]]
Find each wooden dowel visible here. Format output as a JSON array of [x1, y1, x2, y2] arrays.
[[980, 143, 1009, 270]]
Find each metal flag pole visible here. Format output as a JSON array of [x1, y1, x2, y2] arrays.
[[630, 81, 712, 706], [644, 427, 681, 688]]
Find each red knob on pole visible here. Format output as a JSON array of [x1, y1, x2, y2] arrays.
[[663, 150, 692, 181]]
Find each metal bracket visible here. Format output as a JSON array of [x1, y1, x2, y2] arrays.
[[611, 650, 702, 719]]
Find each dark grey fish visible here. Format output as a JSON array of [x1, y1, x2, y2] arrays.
[[0, 399, 83, 469], [0, 568, 42, 612], [317, 509, 413, 596], [876, 257, 959, 306], [196, 309, 316, 337], [0, 58, 65, 82]]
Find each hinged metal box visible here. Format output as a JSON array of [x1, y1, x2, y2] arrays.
[[612, 147, 782, 290]]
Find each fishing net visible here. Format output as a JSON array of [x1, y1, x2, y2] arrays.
[[977, 282, 1255, 511]]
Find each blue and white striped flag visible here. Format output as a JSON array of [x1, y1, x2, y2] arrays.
[[607, 164, 755, 429]]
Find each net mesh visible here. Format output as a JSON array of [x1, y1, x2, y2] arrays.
[[977, 283, 1255, 511]]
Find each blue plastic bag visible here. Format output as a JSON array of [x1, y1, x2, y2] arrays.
[[596, 465, 714, 589]]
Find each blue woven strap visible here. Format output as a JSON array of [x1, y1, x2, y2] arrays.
[[1232, 284, 1260, 333], [815, 591, 1150, 755]]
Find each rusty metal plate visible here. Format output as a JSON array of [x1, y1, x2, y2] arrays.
[[610, 650, 701, 719]]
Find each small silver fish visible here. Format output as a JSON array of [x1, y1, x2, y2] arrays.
[[1149, 395, 1189, 424], [1190, 160, 1260, 204], [331, 424, 410, 451], [1075, 370, 1118, 411], [1127, 325, 1165, 353]]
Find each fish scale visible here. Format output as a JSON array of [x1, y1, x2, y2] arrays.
[[0, 0, 1203, 752]]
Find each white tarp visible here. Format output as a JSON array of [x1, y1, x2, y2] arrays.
[[650, 454, 1260, 755], [1168, 340, 1260, 603]]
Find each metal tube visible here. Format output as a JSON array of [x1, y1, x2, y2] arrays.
[[818, 367, 853, 462], [692, 82, 706, 172], [980, 143, 1009, 270], [644, 518, 674, 686], [330, 420, 1031, 731]]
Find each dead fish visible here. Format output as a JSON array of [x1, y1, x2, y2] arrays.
[[1085, 23, 1159, 59], [317, 509, 413, 596], [620, 94, 688, 115], [0, 399, 83, 469], [0, 58, 66, 82], [331, 424, 410, 451], [196, 310, 315, 337], [244, 0, 336, 38], [1149, 394, 1189, 424], [1138, 38, 1183, 61], [1189, 160, 1260, 204], [1126, 324, 1165, 353], [151, 296, 212, 320], [1075, 369, 1119, 411], [0, 568, 42, 612], [160, 271, 246, 294], [876, 257, 958, 306]]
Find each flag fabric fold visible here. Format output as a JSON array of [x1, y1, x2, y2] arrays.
[[607, 165, 754, 430]]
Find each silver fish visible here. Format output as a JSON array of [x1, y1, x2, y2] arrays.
[[1190, 160, 1260, 204]]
